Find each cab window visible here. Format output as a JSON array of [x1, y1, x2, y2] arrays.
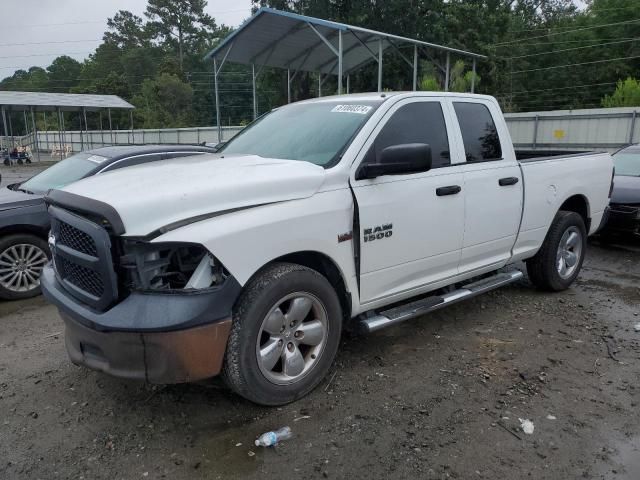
[[453, 102, 502, 162], [363, 101, 451, 168]]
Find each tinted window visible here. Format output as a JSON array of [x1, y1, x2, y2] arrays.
[[453, 102, 502, 162], [102, 153, 165, 172], [364, 102, 450, 168], [20, 152, 107, 194], [613, 148, 640, 176]]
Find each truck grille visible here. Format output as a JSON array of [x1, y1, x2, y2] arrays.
[[57, 256, 105, 298], [58, 221, 98, 257], [49, 206, 118, 311]]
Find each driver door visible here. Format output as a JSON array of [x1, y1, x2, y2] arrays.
[[351, 98, 466, 306]]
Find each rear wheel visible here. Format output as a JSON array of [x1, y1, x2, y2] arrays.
[[526, 211, 586, 291], [223, 263, 342, 405], [0, 234, 50, 300]]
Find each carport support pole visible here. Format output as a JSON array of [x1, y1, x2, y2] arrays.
[[79, 111, 84, 151], [252, 63, 257, 120], [444, 52, 450, 92], [377, 38, 383, 92], [213, 57, 221, 143], [412, 45, 418, 91], [57, 108, 63, 161], [471, 59, 476, 93], [30, 107, 40, 162], [347, 75, 350, 94], [629, 110, 637, 144], [83, 107, 89, 149], [287, 68, 291, 104], [99, 111, 104, 147], [337, 30, 343, 94], [318, 74, 321, 97], [1, 107, 8, 144], [130, 110, 134, 145], [108, 108, 114, 145]]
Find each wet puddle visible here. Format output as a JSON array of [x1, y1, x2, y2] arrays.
[[601, 435, 640, 479]]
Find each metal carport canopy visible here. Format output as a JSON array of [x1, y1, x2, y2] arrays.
[[204, 8, 486, 141], [205, 7, 485, 78], [0, 91, 134, 112]]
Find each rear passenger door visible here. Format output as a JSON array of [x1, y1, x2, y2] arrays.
[[352, 98, 465, 305], [448, 100, 523, 273]]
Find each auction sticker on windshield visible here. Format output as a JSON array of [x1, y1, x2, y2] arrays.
[[86, 155, 108, 164], [331, 105, 372, 114]]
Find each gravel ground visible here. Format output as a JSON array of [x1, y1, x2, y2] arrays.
[[0, 236, 638, 480], [1, 164, 639, 479]]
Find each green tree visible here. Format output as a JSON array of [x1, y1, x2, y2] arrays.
[[145, 0, 218, 72], [602, 78, 640, 108], [133, 73, 195, 127], [47, 56, 82, 91], [104, 10, 148, 49]]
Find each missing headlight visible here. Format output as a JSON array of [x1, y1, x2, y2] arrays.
[[120, 241, 228, 291]]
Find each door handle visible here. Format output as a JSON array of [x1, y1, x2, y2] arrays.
[[436, 185, 462, 196], [499, 177, 519, 186]]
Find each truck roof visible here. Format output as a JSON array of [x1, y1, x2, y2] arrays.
[[295, 91, 497, 105]]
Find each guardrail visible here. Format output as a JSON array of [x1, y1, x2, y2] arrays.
[[2, 126, 245, 155], [504, 107, 638, 153]]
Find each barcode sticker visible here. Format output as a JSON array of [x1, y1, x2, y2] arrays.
[[86, 155, 108, 164], [331, 105, 372, 115]]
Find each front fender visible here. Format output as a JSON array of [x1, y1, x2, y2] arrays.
[[151, 189, 359, 298]]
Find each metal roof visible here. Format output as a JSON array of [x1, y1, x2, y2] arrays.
[[0, 91, 134, 112], [205, 7, 486, 76]]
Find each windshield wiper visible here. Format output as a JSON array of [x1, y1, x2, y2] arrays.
[[16, 188, 35, 195]]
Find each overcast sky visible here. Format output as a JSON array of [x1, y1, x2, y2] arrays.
[[0, 0, 252, 78]]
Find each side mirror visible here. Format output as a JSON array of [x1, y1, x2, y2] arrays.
[[356, 143, 432, 180]]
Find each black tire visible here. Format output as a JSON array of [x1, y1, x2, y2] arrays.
[[17, 159, 23, 165], [223, 262, 342, 406], [0, 234, 50, 300], [3, 159, 9, 166], [526, 211, 587, 291]]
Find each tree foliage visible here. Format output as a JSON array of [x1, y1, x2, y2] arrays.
[[602, 78, 640, 108], [0, 0, 638, 134]]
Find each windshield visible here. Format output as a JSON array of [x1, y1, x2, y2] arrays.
[[220, 101, 379, 166], [20, 152, 108, 194], [613, 149, 640, 176]]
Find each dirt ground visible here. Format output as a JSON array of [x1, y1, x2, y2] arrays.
[[1, 164, 640, 479], [0, 233, 637, 480]]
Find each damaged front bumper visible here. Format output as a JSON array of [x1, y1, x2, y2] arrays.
[[41, 265, 241, 383]]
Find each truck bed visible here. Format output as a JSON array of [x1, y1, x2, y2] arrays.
[[515, 149, 594, 162]]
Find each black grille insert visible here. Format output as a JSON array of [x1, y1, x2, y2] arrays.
[[58, 221, 98, 257], [57, 256, 104, 298], [49, 206, 118, 311]]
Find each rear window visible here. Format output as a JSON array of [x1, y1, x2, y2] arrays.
[[453, 102, 502, 162]]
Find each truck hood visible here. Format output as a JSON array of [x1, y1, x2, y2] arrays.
[[59, 154, 327, 236], [611, 175, 640, 205]]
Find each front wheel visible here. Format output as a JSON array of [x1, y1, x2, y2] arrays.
[[526, 211, 587, 291], [223, 263, 342, 405], [0, 234, 50, 300]]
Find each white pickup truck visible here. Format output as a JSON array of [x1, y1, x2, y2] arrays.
[[41, 92, 614, 405]]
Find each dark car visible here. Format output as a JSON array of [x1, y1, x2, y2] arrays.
[[604, 144, 640, 236], [0, 144, 215, 300]]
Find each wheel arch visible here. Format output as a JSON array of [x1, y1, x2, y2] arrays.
[[256, 251, 352, 322], [0, 224, 49, 240], [558, 194, 590, 232]]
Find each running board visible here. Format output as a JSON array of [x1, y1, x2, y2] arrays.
[[359, 270, 523, 334]]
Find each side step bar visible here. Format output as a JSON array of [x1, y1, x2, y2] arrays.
[[359, 270, 523, 334]]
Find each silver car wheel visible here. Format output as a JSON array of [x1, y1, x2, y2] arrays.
[[556, 226, 583, 279], [0, 243, 48, 293], [256, 292, 329, 385]]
